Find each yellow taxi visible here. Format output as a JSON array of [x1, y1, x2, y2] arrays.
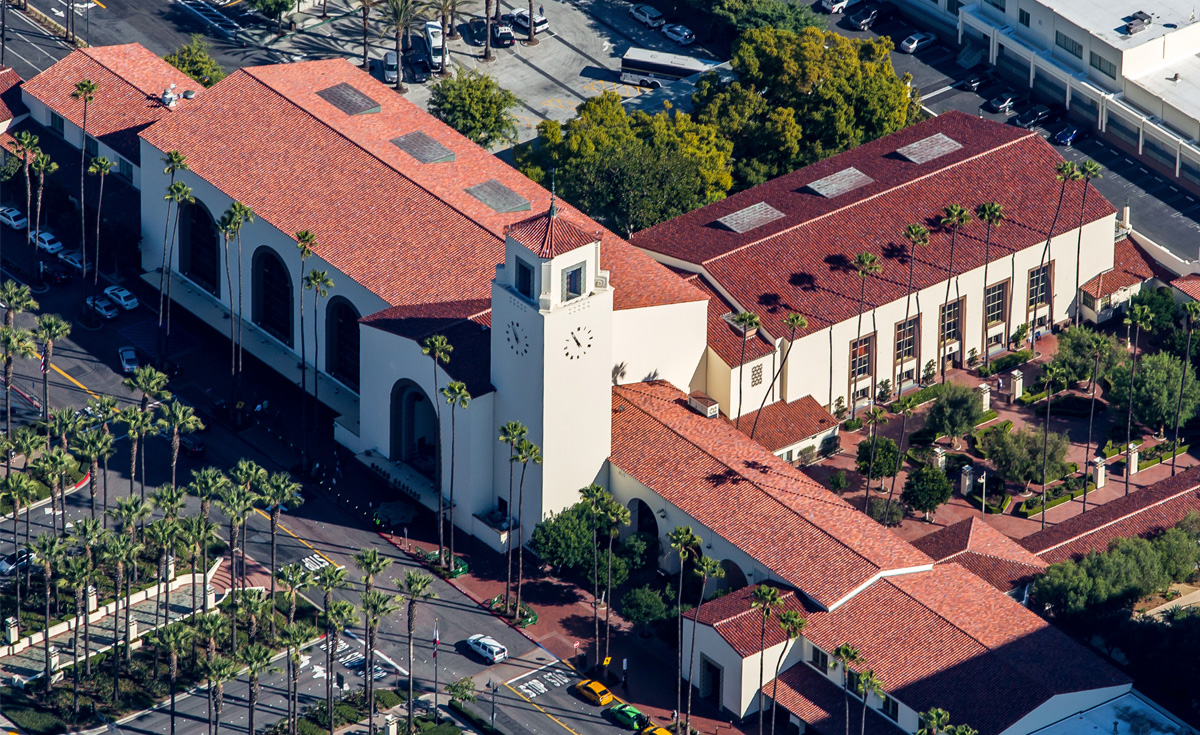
[[639, 726, 673, 735], [575, 679, 615, 706]]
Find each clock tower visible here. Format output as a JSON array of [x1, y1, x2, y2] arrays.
[[490, 202, 614, 526]]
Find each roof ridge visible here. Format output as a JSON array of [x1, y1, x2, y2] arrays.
[[700, 131, 1041, 268], [1032, 485, 1200, 556], [950, 548, 1043, 569], [79, 45, 162, 103]]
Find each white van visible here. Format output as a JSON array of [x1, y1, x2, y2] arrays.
[[821, 0, 863, 12], [425, 21, 444, 70]]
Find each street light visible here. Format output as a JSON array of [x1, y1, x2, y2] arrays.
[[489, 680, 497, 728]]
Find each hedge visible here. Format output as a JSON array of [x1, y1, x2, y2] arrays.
[[449, 699, 502, 735], [971, 420, 1012, 457], [1102, 437, 1145, 459], [892, 382, 946, 410], [1125, 443, 1190, 472], [975, 409, 999, 426], [1016, 389, 1050, 406], [977, 349, 1034, 378], [966, 490, 1011, 515], [1048, 394, 1107, 418], [1016, 474, 1094, 518]]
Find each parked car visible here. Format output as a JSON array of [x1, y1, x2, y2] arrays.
[[0, 549, 36, 576], [959, 70, 992, 92], [1053, 123, 1086, 146], [1014, 104, 1055, 129], [118, 346, 139, 373], [407, 52, 432, 84], [608, 703, 648, 730], [661, 24, 695, 45], [822, 0, 864, 12], [629, 4, 665, 28], [848, 3, 893, 30], [30, 231, 63, 254], [383, 50, 399, 84], [42, 262, 70, 285], [511, 8, 548, 34], [987, 89, 1022, 113], [491, 21, 516, 47], [0, 206, 27, 230], [104, 285, 140, 310], [86, 295, 119, 320], [899, 31, 936, 53], [57, 249, 93, 275], [467, 634, 508, 663], [178, 434, 207, 458], [576, 680, 614, 706]]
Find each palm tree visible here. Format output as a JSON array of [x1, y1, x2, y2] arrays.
[[229, 459, 265, 593], [31, 151, 58, 265], [1039, 362, 1068, 531], [975, 203, 1004, 368], [480, 0, 494, 60], [938, 205, 972, 383], [498, 420, 527, 612], [1072, 161, 1103, 326], [261, 470, 303, 636], [189, 467, 229, 608], [157, 152, 188, 315], [38, 406, 77, 453], [353, 546, 392, 597], [70, 516, 103, 567], [231, 202, 255, 380], [1173, 302, 1200, 475], [277, 563, 315, 626], [422, 334, 453, 564], [358, 0, 384, 68], [752, 586, 783, 735], [849, 252, 882, 418], [31, 533, 64, 691], [442, 380, 470, 567], [217, 209, 239, 414], [1029, 161, 1081, 338], [58, 554, 89, 715], [34, 313, 70, 421], [750, 312, 808, 440], [110, 494, 151, 557], [161, 181, 196, 363], [119, 407, 153, 505], [195, 610, 224, 664], [401, 571, 436, 732], [102, 533, 134, 702], [217, 483, 256, 652], [7, 474, 36, 623], [668, 525, 698, 724], [1124, 303, 1154, 496], [87, 156, 112, 284], [833, 643, 863, 735], [125, 364, 172, 415], [205, 655, 239, 735], [31, 447, 71, 536], [157, 400, 205, 489], [156, 624, 194, 735], [732, 311, 762, 428], [360, 589, 402, 734], [72, 79, 98, 277], [239, 589, 272, 644], [918, 708, 951, 735], [10, 131, 40, 265], [180, 514, 218, 636], [600, 493, 627, 661], [146, 519, 180, 634], [0, 326, 36, 454], [305, 269, 334, 431], [1081, 336, 1105, 515], [770, 611, 806, 735], [685, 556, 724, 733], [240, 642, 275, 735], [513, 437, 542, 626], [855, 670, 884, 735], [153, 484, 187, 522], [316, 564, 348, 615], [73, 429, 113, 520], [580, 482, 605, 667], [325, 600, 358, 735], [295, 230, 317, 471], [382, 0, 422, 91], [10, 425, 38, 475], [281, 622, 317, 735], [0, 279, 38, 327]]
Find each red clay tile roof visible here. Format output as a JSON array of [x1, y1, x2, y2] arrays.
[[769, 664, 902, 735], [22, 44, 198, 163], [942, 552, 1045, 594], [610, 381, 931, 609], [631, 112, 1116, 342], [507, 206, 598, 258], [139, 57, 703, 316], [801, 566, 1129, 735], [688, 275, 774, 366], [1081, 238, 1171, 298], [910, 518, 1047, 592], [1019, 465, 1200, 564], [0, 67, 27, 123], [1171, 274, 1200, 302], [685, 585, 808, 658], [734, 395, 838, 452]]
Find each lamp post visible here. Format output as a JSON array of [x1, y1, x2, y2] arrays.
[[489, 680, 497, 728]]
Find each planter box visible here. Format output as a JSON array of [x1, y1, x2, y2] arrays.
[[1016, 483, 1094, 518], [966, 491, 1011, 515]]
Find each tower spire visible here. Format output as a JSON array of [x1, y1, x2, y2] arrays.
[[549, 168, 558, 218]]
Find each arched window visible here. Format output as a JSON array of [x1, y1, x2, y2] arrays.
[[178, 200, 220, 296], [252, 247, 292, 347], [389, 379, 438, 478], [325, 296, 360, 391]]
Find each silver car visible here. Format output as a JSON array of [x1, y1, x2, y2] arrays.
[[383, 51, 399, 84], [629, 4, 665, 28], [662, 24, 695, 45], [118, 346, 139, 373], [0, 549, 36, 576], [0, 206, 27, 229]]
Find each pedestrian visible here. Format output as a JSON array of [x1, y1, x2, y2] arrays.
[[539, 3, 544, 15], [997, 376, 1003, 394], [671, 710, 678, 723]]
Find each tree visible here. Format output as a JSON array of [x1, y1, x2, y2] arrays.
[[252, 0, 297, 34], [281, 622, 317, 735], [59, 555, 89, 715], [442, 380, 470, 567], [0, 326, 35, 453], [217, 483, 256, 653], [860, 406, 889, 497], [87, 156, 113, 284], [937, 204, 972, 383], [306, 269, 334, 432], [1121, 302, 1154, 500], [156, 624, 194, 735], [119, 408, 152, 510], [1072, 161, 1103, 326], [160, 181, 195, 364], [422, 333, 453, 566], [990, 425, 1070, 490], [902, 466, 952, 521], [888, 224, 929, 390], [1153, 526, 1200, 582], [381, 0, 423, 92], [529, 502, 592, 570], [1129, 286, 1177, 335], [205, 655, 239, 735], [295, 229, 317, 472], [324, 600, 358, 735], [146, 519, 180, 637], [1172, 302, 1200, 475], [157, 399, 204, 489], [514, 438, 543, 625], [850, 252, 882, 418], [276, 562, 315, 626], [854, 435, 897, 487], [855, 670, 884, 735], [1038, 362, 1069, 530], [262, 470, 303, 636], [1029, 161, 1081, 335], [357, 0, 384, 67], [918, 708, 951, 735], [752, 586, 783, 735], [770, 610, 805, 735], [32, 154, 57, 280], [668, 526, 699, 726], [240, 642, 276, 735], [686, 557, 724, 732], [833, 643, 863, 735], [705, 0, 824, 36], [31, 533, 64, 691], [1109, 351, 1200, 440], [580, 483, 606, 667], [751, 312, 807, 439], [445, 676, 478, 703], [401, 571, 436, 731], [733, 311, 762, 428], [925, 381, 983, 449], [231, 202, 255, 388], [125, 364, 172, 415], [499, 421, 527, 613], [974, 203, 1004, 369], [429, 69, 519, 147], [0, 279, 38, 329], [164, 34, 227, 87], [1050, 325, 1121, 386], [34, 312, 70, 421], [72, 78, 97, 290], [620, 585, 667, 635]]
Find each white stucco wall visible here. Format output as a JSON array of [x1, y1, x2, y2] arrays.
[[612, 299, 707, 393], [24, 94, 141, 190]]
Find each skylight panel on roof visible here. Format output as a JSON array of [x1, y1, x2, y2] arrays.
[[390, 131, 455, 163], [466, 179, 531, 214], [716, 202, 785, 234], [805, 167, 874, 198], [896, 133, 963, 164], [316, 82, 380, 115]]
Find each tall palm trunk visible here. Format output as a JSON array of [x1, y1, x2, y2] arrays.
[[483, 0, 493, 60], [1171, 320, 1194, 476], [1073, 177, 1094, 327], [603, 520, 614, 661], [684, 572, 711, 732], [591, 504, 599, 669], [851, 276, 868, 417], [83, 587, 92, 675], [71, 586, 81, 715], [751, 322, 800, 440], [939, 231, 959, 384], [1125, 325, 1142, 496], [758, 613, 768, 735], [735, 333, 749, 428], [980, 220, 995, 368], [93, 170, 106, 285], [299, 266, 308, 473], [407, 604, 417, 729], [449, 402, 458, 569], [111, 561, 122, 704], [248, 673, 259, 735], [504, 443, 516, 613], [883, 410, 910, 521], [1031, 177, 1071, 344], [1040, 376, 1055, 531], [1083, 350, 1100, 513], [675, 554, 686, 726], [515, 461, 529, 621], [169, 651, 179, 735], [270, 510, 279, 638]]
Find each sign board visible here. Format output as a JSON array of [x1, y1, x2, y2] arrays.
[[603, 657, 611, 667], [573, 641, 579, 650]]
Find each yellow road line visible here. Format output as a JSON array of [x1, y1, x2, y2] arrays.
[[505, 683, 583, 735], [254, 507, 339, 567], [93, 0, 106, 7], [37, 353, 99, 400]]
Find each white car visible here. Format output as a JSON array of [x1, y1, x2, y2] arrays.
[[57, 249, 92, 274], [0, 549, 36, 576], [511, 8, 548, 34], [104, 285, 140, 310], [86, 295, 119, 320], [118, 346, 139, 373], [30, 231, 63, 254], [899, 31, 936, 53], [467, 634, 508, 663], [821, 0, 863, 12], [629, 4, 665, 28], [662, 24, 695, 45], [0, 206, 27, 229]]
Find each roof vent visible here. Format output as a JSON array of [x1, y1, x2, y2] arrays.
[[896, 133, 963, 164], [688, 391, 720, 419], [805, 167, 874, 198], [391, 131, 455, 163], [182, 89, 196, 100], [1132, 10, 1152, 24], [1126, 19, 1147, 34], [316, 82, 381, 115], [716, 202, 785, 234], [161, 83, 178, 108], [466, 179, 531, 214]]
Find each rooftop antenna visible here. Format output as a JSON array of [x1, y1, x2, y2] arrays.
[[549, 167, 558, 217]]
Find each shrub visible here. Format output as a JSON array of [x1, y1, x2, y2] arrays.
[[922, 359, 937, 385], [1010, 322, 1029, 347], [621, 585, 668, 633], [820, 433, 841, 457], [1016, 389, 1049, 406], [833, 396, 847, 419], [795, 446, 817, 465], [875, 379, 893, 404], [895, 381, 945, 410], [828, 470, 848, 494], [296, 719, 326, 735], [450, 699, 502, 735], [967, 347, 979, 367], [975, 409, 999, 426], [867, 497, 904, 526], [843, 417, 863, 432], [375, 689, 404, 710], [978, 349, 1033, 377]]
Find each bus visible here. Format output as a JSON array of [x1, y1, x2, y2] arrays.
[[620, 47, 713, 88]]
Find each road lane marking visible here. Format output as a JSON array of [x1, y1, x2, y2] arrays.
[[253, 507, 338, 568], [504, 681, 584, 735], [40, 354, 99, 399]]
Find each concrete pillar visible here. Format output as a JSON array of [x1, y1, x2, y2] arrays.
[[127, 619, 138, 642], [1128, 444, 1140, 475], [384, 715, 398, 735], [48, 646, 60, 673], [86, 585, 97, 614], [960, 465, 974, 496], [1092, 458, 1106, 489], [977, 384, 991, 412], [206, 585, 216, 610], [5, 616, 17, 644], [1010, 369, 1024, 397], [934, 447, 946, 470], [165, 555, 176, 582]]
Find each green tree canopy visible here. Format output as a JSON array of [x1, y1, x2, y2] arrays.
[[901, 465, 952, 518], [1128, 287, 1178, 334], [694, 27, 920, 189], [249, 0, 296, 31], [1083, 536, 1168, 607], [1109, 351, 1200, 435], [925, 382, 983, 449], [855, 436, 898, 480], [988, 425, 1070, 488], [1031, 559, 1093, 617], [704, 0, 825, 35], [428, 70, 520, 149], [529, 503, 592, 571], [1151, 527, 1200, 582], [1049, 325, 1121, 384], [517, 92, 733, 235], [164, 34, 228, 88], [621, 585, 668, 633]]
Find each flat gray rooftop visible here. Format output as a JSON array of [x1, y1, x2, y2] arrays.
[[1048, 0, 1199, 49]]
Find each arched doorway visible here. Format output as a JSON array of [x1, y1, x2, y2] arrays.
[[252, 247, 292, 347], [178, 200, 220, 296], [389, 379, 438, 478], [627, 498, 659, 537], [325, 296, 360, 391], [716, 559, 748, 593]]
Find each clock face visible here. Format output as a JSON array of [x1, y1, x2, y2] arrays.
[[564, 326, 593, 360], [506, 320, 529, 355]]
